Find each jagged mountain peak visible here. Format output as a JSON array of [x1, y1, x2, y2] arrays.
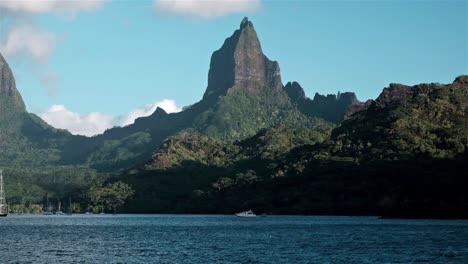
[[203, 17, 282, 100], [284, 81, 358, 123], [284, 82, 306, 101], [154, 107, 168, 116], [240, 17, 253, 29]]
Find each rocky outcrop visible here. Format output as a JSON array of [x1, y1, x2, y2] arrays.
[[284, 81, 358, 123], [203, 17, 282, 100], [453, 75, 468, 86], [0, 53, 26, 111], [283, 81, 306, 101], [374, 83, 415, 108]]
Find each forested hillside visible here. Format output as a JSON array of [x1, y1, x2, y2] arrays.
[[120, 76, 468, 218], [1, 18, 466, 217]]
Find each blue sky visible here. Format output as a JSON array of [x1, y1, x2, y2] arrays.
[[0, 0, 466, 135]]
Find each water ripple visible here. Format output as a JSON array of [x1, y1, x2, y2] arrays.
[[0, 215, 467, 263]]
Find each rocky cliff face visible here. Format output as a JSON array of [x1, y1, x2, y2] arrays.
[[203, 17, 282, 100], [0, 53, 26, 112], [284, 81, 358, 123]]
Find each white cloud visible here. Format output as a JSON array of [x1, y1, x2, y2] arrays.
[[1, 24, 56, 63], [39, 99, 182, 137], [154, 0, 261, 19], [117, 99, 182, 127], [0, 0, 105, 15], [0, 0, 106, 60], [39, 105, 114, 136], [0, 0, 106, 95]]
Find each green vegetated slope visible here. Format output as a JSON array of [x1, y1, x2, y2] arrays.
[[121, 126, 334, 213], [65, 17, 336, 171], [120, 76, 468, 218], [0, 54, 103, 212], [0, 54, 72, 167], [332, 76, 468, 160], [1, 17, 466, 217], [0, 54, 70, 163], [0, 18, 339, 212], [0, 17, 346, 172], [193, 86, 325, 140]]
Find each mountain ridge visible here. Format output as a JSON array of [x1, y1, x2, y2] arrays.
[[121, 75, 468, 216], [0, 17, 466, 217], [284, 81, 359, 123], [56, 17, 341, 170]]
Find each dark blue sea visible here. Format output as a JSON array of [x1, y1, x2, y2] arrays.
[[0, 215, 467, 263]]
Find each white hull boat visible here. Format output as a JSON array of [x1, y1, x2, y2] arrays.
[[235, 210, 256, 217]]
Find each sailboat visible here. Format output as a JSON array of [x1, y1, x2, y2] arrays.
[[56, 200, 64, 215], [100, 201, 105, 215], [43, 194, 53, 215], [0, 169, 9, 217], [67, 197, 73, 215]]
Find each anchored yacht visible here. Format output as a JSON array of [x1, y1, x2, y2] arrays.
[[235, 210, 256, 217]]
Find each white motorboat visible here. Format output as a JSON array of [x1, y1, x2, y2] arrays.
[[235, 210, 256, 217]]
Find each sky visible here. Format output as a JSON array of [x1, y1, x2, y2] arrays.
[[0, 0, 466, 136]]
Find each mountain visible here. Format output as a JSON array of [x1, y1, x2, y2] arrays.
[[203, 17, 283, 100], [0, 17, 353, 172], [284, 81, 359, 123], [68, 17, 337, 171], [0, 53, 72, 167], [5, 17, 463, 218], [0, 17, 345, 210], [0, 53, 98, 212], [120, 77, 468, 217]]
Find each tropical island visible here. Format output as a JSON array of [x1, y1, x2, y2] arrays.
[[0, 18, 466, 218]]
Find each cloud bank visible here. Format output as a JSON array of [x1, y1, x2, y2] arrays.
[[1, 24, 56, 63], [0, 0, 105, 15], [0, 0, 106, 61], [0, 0, 106, 93], [39, 105, 114, 137], [154, 0, 261, 19], [39, 99, 182, 137]]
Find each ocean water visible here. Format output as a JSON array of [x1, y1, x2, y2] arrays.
[[0, 215, 467, 263]]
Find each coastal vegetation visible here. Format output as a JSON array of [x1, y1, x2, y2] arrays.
[[0, 18, 466, 217]]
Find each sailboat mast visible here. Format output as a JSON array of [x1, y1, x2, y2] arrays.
[[0, 169, 3, 199], [0, 169, 5, 204], [0, 169, 7, 216]]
